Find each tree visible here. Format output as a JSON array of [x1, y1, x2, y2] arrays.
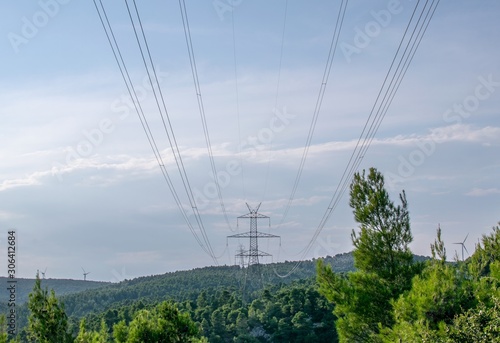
[[445, 297, 500, 342], [317, 168, 420, 342], [126, 301, 205, 343], [112, 320, 128, 343], [387, 224, 500, 341], [349, 168, 417, 293], [98, 319, 109, 343], [0, 316, 8, 343], [75, 319, 91, 343], [27, 273, 73, 343], [389, 261, 475, 341], [75, 318, 108, 343]]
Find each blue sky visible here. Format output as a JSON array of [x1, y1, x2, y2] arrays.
[[0, 0, 499, 282]]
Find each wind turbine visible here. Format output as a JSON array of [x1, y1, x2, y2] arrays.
[[41, 267, 47, 279], [453, 233, 469, 261], [81, 267, 90, 281]]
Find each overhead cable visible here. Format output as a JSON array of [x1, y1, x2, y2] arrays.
[[92, 0, 219, 265], [278, 0, 349, 227], [276, 0, 441, 278], [126, 0, 219, 264], [178, 0, 234, 232]]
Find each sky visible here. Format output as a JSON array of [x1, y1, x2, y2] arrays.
[[0, 0, 499, 282]]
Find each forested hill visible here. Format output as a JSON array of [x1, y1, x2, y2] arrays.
[[10, 251, 430, 335], [2, 253, 351, 316], [0, 277, 109, 304], [5, 251, 429, 313], [58, 252, 356, 319], [9, 253, 355, 330]]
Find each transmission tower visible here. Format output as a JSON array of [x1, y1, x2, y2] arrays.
[[235, 244, 246, 268], [227, 203, 280, 267]]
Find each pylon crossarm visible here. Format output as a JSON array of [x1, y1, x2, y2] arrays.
[[238, 213, 269, 219], [235, 251, 272, 257], [255, 232, 280, 238], [227, 233, 252, 238]]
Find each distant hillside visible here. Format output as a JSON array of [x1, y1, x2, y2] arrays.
[[56, 253, 358, 319], [5, 252, 352, 326], [0, 277, 110, 304], [10, 252, 430, 329]]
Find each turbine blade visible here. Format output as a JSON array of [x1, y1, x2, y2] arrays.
[[463, 233, 469, 244]]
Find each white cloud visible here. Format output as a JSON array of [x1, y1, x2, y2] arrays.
[[428, 125, 500, 144], [236, 124, 500, 165], [466, 188, 500, 197], [0, 210, 22, 220], [0, 170, 48, 191]]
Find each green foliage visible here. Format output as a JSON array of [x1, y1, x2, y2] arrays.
[[445, 297, 500, 342], [469, 223, 500, 278], [125, 301, 203, 343], [7, 253, 357, 336], [112, 321, 128, 343], [180, 280, 336, 342], [27, 274, 72, 343], [0, 277, 108, 305], [55, 260, 350, 321], [75, 318, 108, 343], [0, 316, 8, 343], [349, 168, 417, 294], [388, 226, 474, 340], [430, 225, 446, 263], [386, 223, 500, 341], [390, 262, 475, 340], [317, 169, 500, 343], [76, 279, 336, 342], [318, 168, 421, 342], [317, 261, 390, 342]]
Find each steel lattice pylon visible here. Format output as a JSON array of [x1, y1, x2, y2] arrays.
[[227, 203, 280, 267]]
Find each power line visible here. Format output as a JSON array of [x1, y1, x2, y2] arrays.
[[264, 0, 290, 255], [276, 0, 441, 278], [278, 0, 349, 227], [178, 0, 234, 232], [231, 8, 247, 204], [92, 0, 218, 265], [126, 0, 219, 264], [262, 0, 289, 201]]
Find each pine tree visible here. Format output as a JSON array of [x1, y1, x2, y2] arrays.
[[0, 316, 8, 343], [317, 168, 421, 342], [27, 273, 72, 343], [112, 320, 128, 343], [349, 168, 416, 293], [126, 301, 204, 343]]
